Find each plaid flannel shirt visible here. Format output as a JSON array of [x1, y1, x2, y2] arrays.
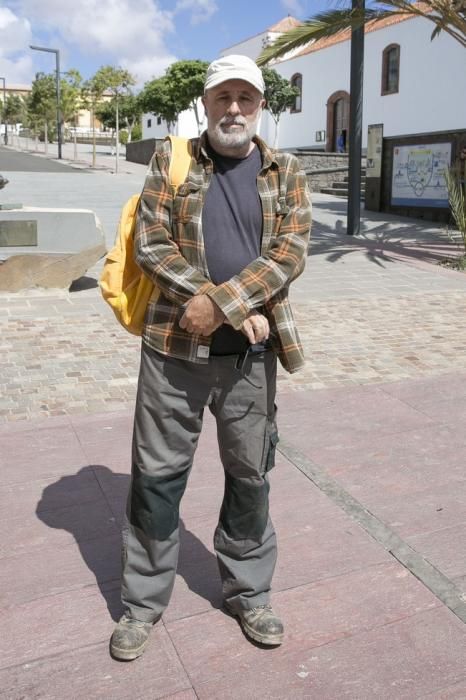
[[134, 133, 312, 374]]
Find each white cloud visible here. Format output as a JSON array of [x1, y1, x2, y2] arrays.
[[175, 0, 218, 25], [120, 54, 177, 86], [0, 7, 34, 83], [2, 0, 178, 84], [280, 0, 305, 17]]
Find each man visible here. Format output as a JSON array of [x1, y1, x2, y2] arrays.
[[110, 54, 311, 661]]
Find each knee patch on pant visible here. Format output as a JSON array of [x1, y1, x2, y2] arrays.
[[130, 465, 188, 540], [219, 473, 270, 541]]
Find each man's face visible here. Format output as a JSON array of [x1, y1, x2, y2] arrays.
[[202, 79, 265, 152]]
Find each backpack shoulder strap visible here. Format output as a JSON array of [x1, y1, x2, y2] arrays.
[[165, 135, 192, 194]]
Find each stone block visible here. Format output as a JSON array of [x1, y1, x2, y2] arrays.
[[0, 207, 106, 290]]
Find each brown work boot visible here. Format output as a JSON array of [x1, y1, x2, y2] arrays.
[[227, 603, 284, 646], [110, 613, 154, 661]]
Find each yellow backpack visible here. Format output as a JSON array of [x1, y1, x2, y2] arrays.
[[100, 135, 192, 335]]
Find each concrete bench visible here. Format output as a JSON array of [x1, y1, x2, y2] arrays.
[[0, 206, 106, 291]]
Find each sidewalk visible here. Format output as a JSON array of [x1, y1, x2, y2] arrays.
[[1, 150, 466, 698]]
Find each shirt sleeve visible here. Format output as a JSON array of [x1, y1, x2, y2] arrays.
[[133, 143, 216, 306], [206, 155, 312, 330]]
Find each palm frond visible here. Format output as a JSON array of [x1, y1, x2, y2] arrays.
[[257, 8, 396, 66], [257, 1, 466, 67], [382, 0, 466, 47], [444, 169, 466, 251]]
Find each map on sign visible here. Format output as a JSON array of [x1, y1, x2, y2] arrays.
[[391, 143, 451, 207]]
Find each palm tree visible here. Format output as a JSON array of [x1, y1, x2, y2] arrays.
[[257, 1, 466, 66]]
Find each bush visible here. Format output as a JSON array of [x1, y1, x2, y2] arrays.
[[131, 124, 142, 141], [119, 130, 129, 145]]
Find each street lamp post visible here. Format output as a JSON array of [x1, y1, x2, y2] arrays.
[[0, 77, 7, 145], [347, 0, 365, 236], [29, 45, 62, 159], [115, 91, 120, 174]]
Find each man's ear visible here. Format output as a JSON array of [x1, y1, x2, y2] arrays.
[[260, 98, 266, 109], [201, 94, 207, 114]]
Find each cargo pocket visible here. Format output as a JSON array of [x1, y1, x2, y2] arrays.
[[262, 409, 279, 474]]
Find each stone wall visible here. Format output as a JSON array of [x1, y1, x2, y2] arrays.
[[126, 142, 355, 193], [126, 138, 161, 165], [293, 151, 351, 192]]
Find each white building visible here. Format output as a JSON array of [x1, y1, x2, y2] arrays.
[[142, 12, 466, 152]]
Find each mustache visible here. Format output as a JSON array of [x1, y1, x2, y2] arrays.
[[219, 116, 247, 127]]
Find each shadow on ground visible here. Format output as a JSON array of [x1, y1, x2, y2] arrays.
[[35, 465, 220, 621], [308, 215, 461, 269]]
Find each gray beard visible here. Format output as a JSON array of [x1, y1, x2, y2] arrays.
[[207, 114, 260, 152]]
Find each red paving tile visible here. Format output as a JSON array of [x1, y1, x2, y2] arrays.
[[192, 607, 466, 699], [380, 372, 466, 408], [340, 478, 466, 538], [300, 423, 466, 486], [1, 585, 122, 668], [1, 497, 119, 559], [1, 533, 121, 607], [0, 467, 102, 521], [166, 562, 440, 687], [278, 382, 436, 432], [70, 409, 134, 445], [406, 524, 466, 581], [2, 371, 466, 698], [423, 680, 466, 699], [0, 626, 191, 700]]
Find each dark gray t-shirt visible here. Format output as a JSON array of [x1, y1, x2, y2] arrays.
[[202, 143, 263, 354]]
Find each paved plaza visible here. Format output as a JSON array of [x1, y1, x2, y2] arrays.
[[1, 145, 465, 698]]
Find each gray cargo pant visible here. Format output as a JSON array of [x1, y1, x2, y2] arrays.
[[120, 343, 279, 623]]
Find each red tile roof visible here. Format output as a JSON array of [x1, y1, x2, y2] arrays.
[[267, 16, 302, 33], [290, 2, 432, 59]]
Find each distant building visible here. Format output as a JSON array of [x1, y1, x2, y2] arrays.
[[0, 83, 113, 132]]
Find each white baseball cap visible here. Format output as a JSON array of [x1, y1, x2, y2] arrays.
[[204, 54, 265, 95]]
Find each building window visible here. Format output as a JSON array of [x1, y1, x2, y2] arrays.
[[147, 118, 152, 128], [157, 116, 162, 125], [290, 73, 302, 113], [382, 44, 400, 95]]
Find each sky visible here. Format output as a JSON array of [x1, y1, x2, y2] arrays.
[[0, 0, 343, 89]]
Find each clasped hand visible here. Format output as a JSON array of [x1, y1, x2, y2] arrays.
[[179, 295, 269, 343]]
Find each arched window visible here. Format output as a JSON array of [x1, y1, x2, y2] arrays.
[[290, 73, 302, 113], [381, 44, 400, 95]]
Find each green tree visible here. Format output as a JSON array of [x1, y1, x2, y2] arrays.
[[95, 93, 141, 142], [257, 1, 466, 66], [27, 72, 57, 140], [139, 75, 182, 133], [262, 67, 300, 148], [28, 70, 83, 142], [82, 70, 110, 166], [61, 69, 83, 125], [165, 60, 209, 134], [3, 94, 27, 130], [88, 66, 136, 170]]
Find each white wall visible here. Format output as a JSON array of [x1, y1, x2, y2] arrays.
[[142, 113, 167, 139], [220, 32, 267, 60], [142, 99, 206, 140], [273, 16, 466, 150], [363, 17, 466, 138], [275, 40, 351, 149]]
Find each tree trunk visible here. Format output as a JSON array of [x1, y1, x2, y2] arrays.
[[115, 97, 120, 175], [193, 100, 202, 136], [92, 106, 96, 168], [274, 119, 280, 149]]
